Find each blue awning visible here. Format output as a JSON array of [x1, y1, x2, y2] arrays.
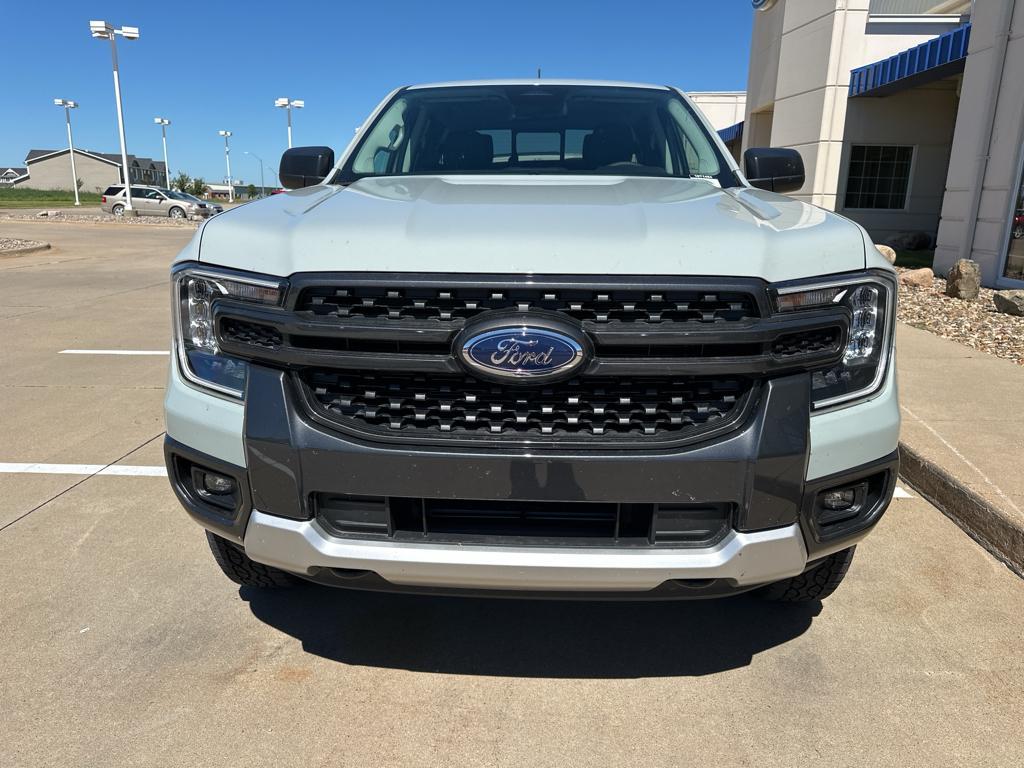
[[850, 22, 971, 97], [718, 121, 743, 144]]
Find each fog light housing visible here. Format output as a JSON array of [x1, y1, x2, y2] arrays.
[[822, 488, 856, 511], [817, 481, 869, 525], [202, 472, 236, 495], [187, 465, 240, 512]]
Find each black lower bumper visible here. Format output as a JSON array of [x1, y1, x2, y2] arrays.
[[166, 363, 898, 582]]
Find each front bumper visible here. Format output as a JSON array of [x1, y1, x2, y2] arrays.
[[165, 359, 899, 596], [244, 513, 808, 593]]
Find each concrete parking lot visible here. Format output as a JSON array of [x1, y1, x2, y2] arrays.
[[2, 220, 1023, 767]]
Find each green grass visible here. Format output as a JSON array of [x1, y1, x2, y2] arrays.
[[0, 187, 103, 208], [893, 249, 934, 270]]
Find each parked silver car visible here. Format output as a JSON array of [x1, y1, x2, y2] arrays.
[[101, 185, 214, 219]]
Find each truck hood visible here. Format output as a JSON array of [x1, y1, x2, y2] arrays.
[[196, 176, 868, 281]]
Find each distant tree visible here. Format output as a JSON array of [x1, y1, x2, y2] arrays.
[[172, 172, 191, 192], [189, 177, 208, 197], [76, 178, 83, 190], [246, 184, 257, 199]]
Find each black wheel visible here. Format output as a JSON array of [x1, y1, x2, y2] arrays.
[[758, 546, 856, 603], [1013, 224, 1024, 240], [169, 206, 186, 220], [205, 531, 296, 588], [111, 203, 125, 217]]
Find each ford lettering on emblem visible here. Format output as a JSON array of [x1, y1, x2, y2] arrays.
[[460, 326, 586, 381]]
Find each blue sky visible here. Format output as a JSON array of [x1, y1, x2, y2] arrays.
[[2, 1, 753, 184]]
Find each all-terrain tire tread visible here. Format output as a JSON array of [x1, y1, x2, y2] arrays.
[[759, 546, 856, 602], [205, 531, 295, 588]]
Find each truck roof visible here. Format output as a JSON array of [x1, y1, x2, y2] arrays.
[[404, 78, 672, 91]]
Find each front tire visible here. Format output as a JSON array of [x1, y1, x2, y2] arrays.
[[758, 546, 856, 603], [169, 206, 186, 220], [205, 531, 296, 588]]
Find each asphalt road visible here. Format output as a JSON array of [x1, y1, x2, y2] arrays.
[[2, 220, 1023, 767]]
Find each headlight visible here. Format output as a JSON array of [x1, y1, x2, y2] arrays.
[[172, 266, 285, 397], [772, 270, 896, 409]]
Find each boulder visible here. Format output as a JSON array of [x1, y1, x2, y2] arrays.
[[993, 290, 1024, 317], [899, 267, 934, 288], [874, 244, 897, 264], [945, 259, 981, 300]]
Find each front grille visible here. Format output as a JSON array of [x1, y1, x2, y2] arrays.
[[297, 285, 759, 325], [314, 492, 732, 548], [772, 327, 842, 358], [212, 274, 848, 448], [301, 370, 751, 442], [221, 318, 282, 349]]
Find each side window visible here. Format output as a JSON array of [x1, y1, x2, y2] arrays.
[[667, 100, 721, 178], [103, 186, 123, 196], [352, 98, 409, 174], [565, 129, 592, 159]]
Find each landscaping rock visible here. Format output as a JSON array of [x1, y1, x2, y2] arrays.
[[899, 267, 934, 288], [993, 290, 1024, 317], [875, 244, 897, 264], [945, 258, 981, 300]]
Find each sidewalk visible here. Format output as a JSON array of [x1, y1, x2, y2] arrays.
[[896, 323, 1024, 576]]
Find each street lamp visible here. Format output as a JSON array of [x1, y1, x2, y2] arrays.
[[274, 97, 304, 148], [89, 20, 139, 212], [218, 130, 234, 203], [154, 117, 171, 188], [53, 99, 81, 206], [244, 151, 265, 197]]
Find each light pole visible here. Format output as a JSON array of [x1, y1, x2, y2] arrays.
[[154, 117, 171, 188], [244, 151, 265, 197], [53, 99, 81, 206], [89, 20, 139, 213], [274, 97, 304, 148], [219, 130, 233, 203]]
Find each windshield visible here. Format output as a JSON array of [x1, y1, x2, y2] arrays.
[[342, 85, 730, 182]]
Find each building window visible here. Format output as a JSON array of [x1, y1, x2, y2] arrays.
[[844, 145, 913, 210]]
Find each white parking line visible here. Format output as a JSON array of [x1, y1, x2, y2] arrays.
[[893, 486, 914, 499], [0, 463, 166, 477], [59, 350, 170, 356]]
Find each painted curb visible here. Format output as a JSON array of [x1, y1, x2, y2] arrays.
[[0, 242, 51, 258], [899, 441, 1024, 578]]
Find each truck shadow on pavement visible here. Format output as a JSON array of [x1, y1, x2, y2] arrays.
[[241, 583, 819, 678]]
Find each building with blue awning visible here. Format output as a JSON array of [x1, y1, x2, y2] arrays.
[[734, 0, 1024, 288]]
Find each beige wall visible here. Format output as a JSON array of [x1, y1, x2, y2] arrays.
[[838, 78, 959, 243], [743, 0, 963, 209], [26, 153, 121, 193], [687, 92, 747, 131], [934, 0, 1024, 286]]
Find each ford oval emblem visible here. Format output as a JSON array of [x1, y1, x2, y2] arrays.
[[459, 326, 586, 382]]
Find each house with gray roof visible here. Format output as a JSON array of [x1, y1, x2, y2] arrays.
[[23, 149, 166, 193], [0, 167, 28, 186]]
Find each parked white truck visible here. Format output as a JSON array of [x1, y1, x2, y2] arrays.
[[165, 80, 899, 602]]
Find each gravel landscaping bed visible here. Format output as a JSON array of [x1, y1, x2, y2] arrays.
[[1, 237, 49, 252], [896, 267, 1024, 365], [0, 211, 200, 228]]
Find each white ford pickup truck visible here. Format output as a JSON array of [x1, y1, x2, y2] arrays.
[[165, 80, 899, 603]]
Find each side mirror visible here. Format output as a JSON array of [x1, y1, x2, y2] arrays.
[[743, 148, 805, 194], [279, 146, 335, 189]]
